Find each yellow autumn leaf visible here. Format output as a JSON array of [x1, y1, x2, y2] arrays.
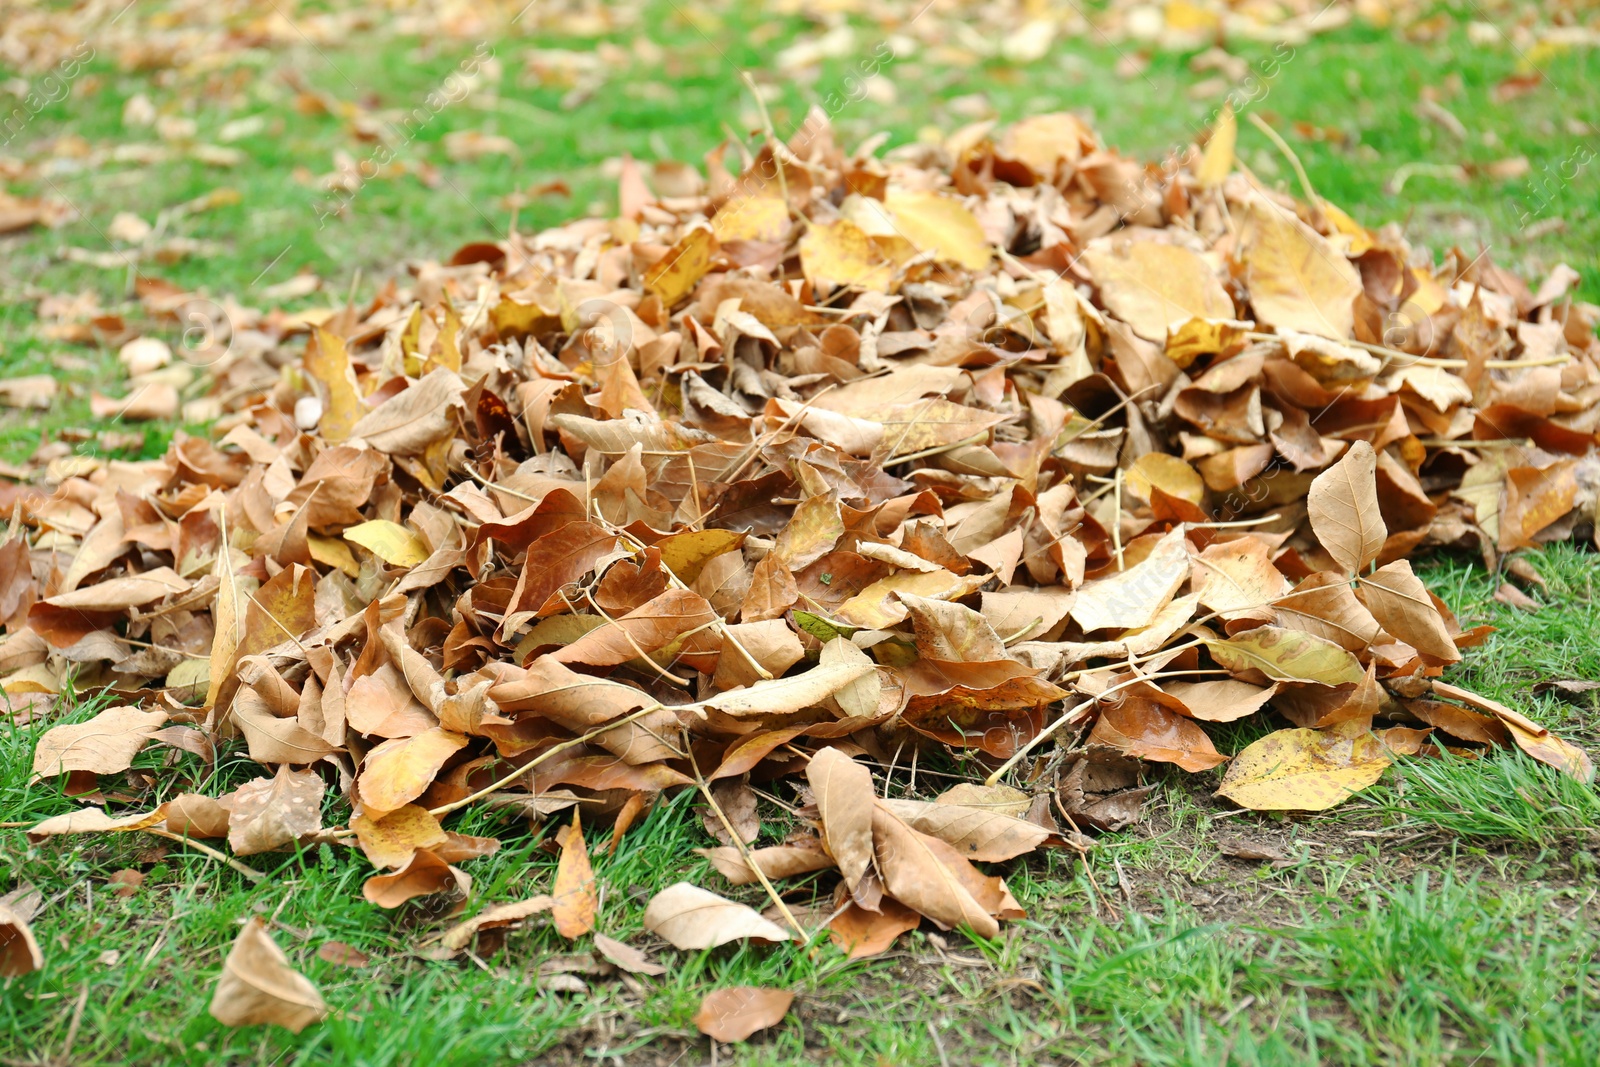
[[344, 520, 429, 568], [883, 191, 992, 270], [1166, 316, 1252, 369], [799, 218, 894, 291], [1205, 626, 1366, 686], [1083, 240, 1234, 343], [359, 728, 469, 816], [304, 328, 363, 442], [308, 533, 360, 577], [1126, 453, 1205, 505], [1216, 722, 1392, 811], [643, 226, 715, 307], [712, 189, 789, 243], [1196, 104, 1235, 188], [655, 529, 746, 585], [1240, 199, 1362, 340]]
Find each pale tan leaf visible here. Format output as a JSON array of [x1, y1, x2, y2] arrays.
[[32, 706, 166, 778], [870, 803, 999, 938], [806, 747, 876, 892], [209, 918, 328, 1033], [879, 797, 1047, 862], [440, 896, 555, 951], [592, 933, 666, 975], [1358, 560, 1460, 662], [641, 883, 790, 949], [220, 766, 325, 856], [1070, 528, 1190, 633]]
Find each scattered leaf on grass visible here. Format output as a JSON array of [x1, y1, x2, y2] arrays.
[[209, 919, 328, 1033], [693, 986, 794, 1043]]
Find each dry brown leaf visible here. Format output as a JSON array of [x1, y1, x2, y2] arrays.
[[362, 849, 472, 909], [806, 747, 876, 893], [358, 728, 469, 816], [1307, 441, 1386, 577], [1358, 560, 1461, 662], [827, 896, 922, 959], [878, 796, 1047, 861], [440, 896, 555, 951], [870, 802, 999, 938], [700, 840, 836, 886], [209, 918, 328, 1033], [351, 804, 448, 869], [220, 766, 325, 856], [694, 987, 794, 1043]]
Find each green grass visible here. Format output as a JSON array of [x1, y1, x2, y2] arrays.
[[3, 3, 1600, 1064]]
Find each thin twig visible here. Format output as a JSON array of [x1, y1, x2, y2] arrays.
[[145, 828, 267, 883], [683, 728, 808, 940], [426, 702, 674, 819]]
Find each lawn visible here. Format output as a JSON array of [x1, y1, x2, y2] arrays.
[[2, 2, 1599, 1064]]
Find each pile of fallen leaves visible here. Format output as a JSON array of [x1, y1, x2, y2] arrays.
[[3, 103, 1598, 1035]]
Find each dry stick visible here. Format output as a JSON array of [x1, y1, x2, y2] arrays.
[[144, 828, 267, 883], [888, 427, 993, 467], [612, 527, 773, 681], [1417, 437, 1533, 448], [116, 635, 209, 659], [427, 702, 674, 819], [740, 71, 791, 215], [1246, 112, 1321, 216], [1111, 467, 1125, 570], [682, 728, 808, 941], [580, 595, 693, 687], [714, 380, 842, 484]]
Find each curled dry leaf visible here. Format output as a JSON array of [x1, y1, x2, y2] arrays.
[[700, 841, 837, 885], [0, 902, 44, 978], [439, 896, 555, 952], [693, 986, 794, 1043], [209, 918, 328, 1034], [362, 849, 472, 909]]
